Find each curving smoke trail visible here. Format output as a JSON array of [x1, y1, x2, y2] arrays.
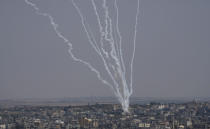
[[24, 0, 115, 94], [24, 0, 140, 113]]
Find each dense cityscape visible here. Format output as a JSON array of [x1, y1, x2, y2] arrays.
[[0, 100, 210, 129]]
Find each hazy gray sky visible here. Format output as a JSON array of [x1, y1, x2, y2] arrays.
[[1, 0, 210, 99]]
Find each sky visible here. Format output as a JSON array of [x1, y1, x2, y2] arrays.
[[0, 0, 210, 99]]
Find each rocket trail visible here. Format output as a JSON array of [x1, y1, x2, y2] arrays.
[[114, 0, 126, 76], [24, 0, 140, 113], [130, 0, 140, 96], [89, 0, 130, 111], [24, 0, 114, 91]]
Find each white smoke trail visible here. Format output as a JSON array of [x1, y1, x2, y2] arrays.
[[72, 0, 128, 110], [71, 0, 124, 101], [90, 0, 130, 112], [114, 0, 126, 76], [24, 0, 140, 113], [130, 0, 140, 96], [24, 0, 115, 92]]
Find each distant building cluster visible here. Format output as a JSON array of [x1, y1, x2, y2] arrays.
[[0, 101, 210, 129]]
